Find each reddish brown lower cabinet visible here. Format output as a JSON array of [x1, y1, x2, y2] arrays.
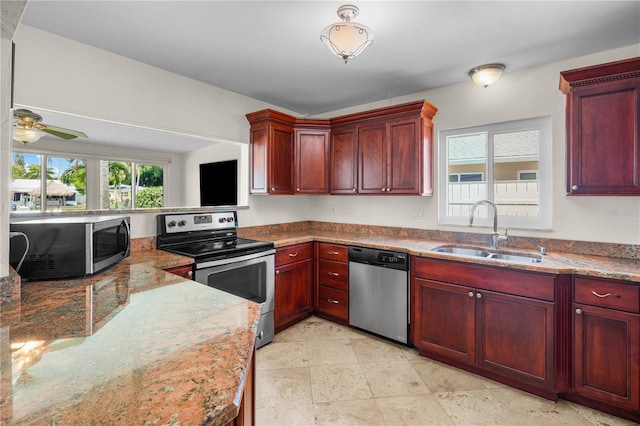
[[225, 348, 255, 426], [566, 276, 640, 422], [411, 257, 571, 400], [274, 243, 313, 332], [315, 243, 349, 324], [163, 264, 193, 280]]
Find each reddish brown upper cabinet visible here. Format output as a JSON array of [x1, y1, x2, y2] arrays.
[[248, 100, 437, 196], [295, 125, 331, 194], [247, 110, 296, 194], [560, 57, 640, 195], [330, 125, 358, 194]]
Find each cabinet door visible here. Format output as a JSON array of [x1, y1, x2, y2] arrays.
[[295, 128, 330, 194], [567, 77, 640, 195], [331, 126, 358, 194], [413, 278, 476, 365], [250, 123, 269, 194], [386, 116, 422, 194], [268, 122, 295, 194], [574, 303, 640, 410], [358, 122, 387, 194], [274, 258, 313, 331], [476, 289, 555, 390]]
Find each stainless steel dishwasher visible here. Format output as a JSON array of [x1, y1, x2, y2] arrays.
[[348, 246, 409, 344]]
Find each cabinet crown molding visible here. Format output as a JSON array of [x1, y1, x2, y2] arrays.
[[559, 56, 640, 94]]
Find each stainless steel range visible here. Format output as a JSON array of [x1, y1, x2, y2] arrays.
[[156, 211, 275, 348]]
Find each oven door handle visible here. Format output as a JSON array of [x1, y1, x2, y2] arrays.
[[196, 248, 276, 269]]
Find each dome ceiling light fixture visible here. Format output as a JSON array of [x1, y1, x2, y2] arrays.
[[468, 63, 506, 88], [320, 4, 373, 64]]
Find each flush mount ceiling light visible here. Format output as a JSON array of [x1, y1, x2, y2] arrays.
[[320, 4, 373, 64], [468, 64, 505, 88]]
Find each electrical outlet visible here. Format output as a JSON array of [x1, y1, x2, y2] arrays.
[[411, 208, 424, 219]]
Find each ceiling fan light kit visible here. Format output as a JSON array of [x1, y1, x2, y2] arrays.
[[468, 63, 506, 88], [12, 108, 88, 143], [320, 4, 373, 64]]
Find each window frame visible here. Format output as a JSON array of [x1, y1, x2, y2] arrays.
[[11, 147, 169, 212], [438, 116, 552, 230]]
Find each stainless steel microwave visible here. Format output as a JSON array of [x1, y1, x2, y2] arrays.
[[9, 216, 130, 280]]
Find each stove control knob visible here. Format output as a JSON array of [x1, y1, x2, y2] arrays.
[[218, 218, 226, 223], [167, 220, 177, 227], [178, 220, 187, 227], [226, 217, 234, 222]]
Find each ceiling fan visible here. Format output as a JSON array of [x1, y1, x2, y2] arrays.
[[13, 108, 88, 143]]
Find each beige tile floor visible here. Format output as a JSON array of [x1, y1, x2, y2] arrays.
[[256, 316, 637, 426]]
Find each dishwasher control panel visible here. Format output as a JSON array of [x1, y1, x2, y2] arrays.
[[348, 246, 408, 271]]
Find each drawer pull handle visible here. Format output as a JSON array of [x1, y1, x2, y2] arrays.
[[328, 251, 340, 255], [328, 272, 340, 276], [288, 252, 299, 257], [591, 291, 620, 298], [328, 298, 339, 304]]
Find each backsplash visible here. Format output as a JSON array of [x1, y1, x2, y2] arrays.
[[240, 221, 639, 261]]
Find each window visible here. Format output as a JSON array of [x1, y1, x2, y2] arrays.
[[11, 151, 165, 212], [11, 153, 87, 212], [100, 161, 164, 210], [438, 117, 551, 230]]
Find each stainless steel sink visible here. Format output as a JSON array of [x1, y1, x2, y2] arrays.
[[432, 246, 542, 264]]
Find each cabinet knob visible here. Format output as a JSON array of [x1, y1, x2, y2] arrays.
[[572, 185, 579, 191], [271, 187, 275, 191], [576, 308, 582, 315], [476, 293, 482, 299], [187, 271, 193, 276], [296, 188, 300, 192], [352, 188, 357, 192], [328, 298, 339, 304], [276, 270, 280, 275], [468, 291, 474, 298]]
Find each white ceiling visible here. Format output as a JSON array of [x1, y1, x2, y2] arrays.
[[17, 1, 640, 152]]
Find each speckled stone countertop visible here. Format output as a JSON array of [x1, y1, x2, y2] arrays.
[[0, 250, 259, 425], [239, 224, 640, 283]]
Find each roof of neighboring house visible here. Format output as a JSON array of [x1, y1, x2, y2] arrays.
[[11, 179, 77, 195], [448, 130, 540, 163]]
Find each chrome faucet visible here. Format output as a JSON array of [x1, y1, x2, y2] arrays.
[[469, 200, 508, 249]]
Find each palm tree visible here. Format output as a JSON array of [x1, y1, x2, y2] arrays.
[[24, 164, 55, 179], [108, 161, 130, 208], [60, 159, 87, 195]]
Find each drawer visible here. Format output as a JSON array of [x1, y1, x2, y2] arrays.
[[318, 260, 349, 290], [276, 242, 313, 266], [317, 285, 348, 321], [317, 243, 348, 263], [575, 276, 640, 313]]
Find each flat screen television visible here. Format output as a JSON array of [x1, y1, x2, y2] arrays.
[[199, 160, 237, 206]]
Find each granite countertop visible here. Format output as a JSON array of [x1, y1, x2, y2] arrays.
[[0, 251, 259, 425], [240, 229, 640, 283]]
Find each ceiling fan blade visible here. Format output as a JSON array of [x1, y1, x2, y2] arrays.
[[38, 125, 88, 140]]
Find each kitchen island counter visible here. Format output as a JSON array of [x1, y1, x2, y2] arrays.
[[0, 251, 259, 425]]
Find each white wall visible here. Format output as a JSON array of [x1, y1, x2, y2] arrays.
[[299, 44, 640, 245], [8, 23, 640, 245]]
